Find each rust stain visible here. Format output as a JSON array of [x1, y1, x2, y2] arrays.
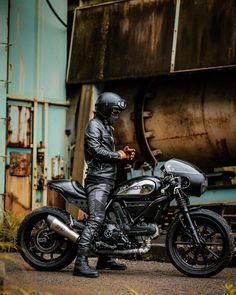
[[8, 63, 13, 72], [17, 106, 22, 145], [9, 152, 31, 177], [7, 105, 31, 148]]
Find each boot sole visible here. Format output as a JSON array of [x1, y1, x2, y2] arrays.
[[97, 267, 127, 271], [73, 272, 99, 278]]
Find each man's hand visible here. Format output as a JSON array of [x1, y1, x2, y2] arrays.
[[117, 146, 136, 161], [117, 150, 128, 160]]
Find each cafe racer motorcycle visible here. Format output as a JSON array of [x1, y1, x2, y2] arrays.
[[17, 158, 235, 277]]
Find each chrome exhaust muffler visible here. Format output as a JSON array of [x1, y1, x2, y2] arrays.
[[47, 215, 79, 243]]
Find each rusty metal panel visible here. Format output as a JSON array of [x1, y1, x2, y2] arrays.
[[5, 168, 31, 216], [7, 105, 31, 148], [67, 0, 175, 83], [9, 152, 31, 177], [175, 0, 236, 70]]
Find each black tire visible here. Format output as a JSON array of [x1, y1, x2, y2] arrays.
[[166, 209, 235, 277], [17, 206, 77, 271]]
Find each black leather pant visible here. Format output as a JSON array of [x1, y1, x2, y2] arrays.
[[77, 180, 115, 254]]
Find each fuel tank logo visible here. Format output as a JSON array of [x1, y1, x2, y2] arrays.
[[117, 180, 155, 196]]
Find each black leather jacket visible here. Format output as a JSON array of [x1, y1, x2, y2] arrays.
[[84, 114, 120, 180]]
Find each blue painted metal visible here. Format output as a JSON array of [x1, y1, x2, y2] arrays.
[[0, 0, 9, 213], [191, 186, 236, 206], [47, 105, 66, 178], [5, 0, 68, 211], [8, 0, 67, 100]]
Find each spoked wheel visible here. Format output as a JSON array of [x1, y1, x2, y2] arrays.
[[166, 209, 234, 277], [17, 207, 77, 271]]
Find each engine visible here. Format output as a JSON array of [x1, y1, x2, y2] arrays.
[[95, 219, 159, 251], [94, 200, 159, 251], [96, 222, 132, 250]]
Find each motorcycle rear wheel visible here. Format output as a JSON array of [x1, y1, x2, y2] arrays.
[[17, 206, 77, 271], [166, 208, 234, 277]]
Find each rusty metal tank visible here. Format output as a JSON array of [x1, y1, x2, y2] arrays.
[[110, 70, 236, 169]]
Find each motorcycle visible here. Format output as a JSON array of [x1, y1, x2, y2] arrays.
[[17, 158, 235, 277]]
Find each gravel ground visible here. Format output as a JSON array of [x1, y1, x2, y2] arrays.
[[1, 253, 236, 295]]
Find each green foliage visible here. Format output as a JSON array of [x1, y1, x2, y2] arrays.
[[224, 284, 236, 295], [0, 210, 23, 252], [0, 286, 52, 295], [126, 286, 156, 295]]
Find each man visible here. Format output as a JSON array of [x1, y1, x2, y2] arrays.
[[73, 92, 135, 278]]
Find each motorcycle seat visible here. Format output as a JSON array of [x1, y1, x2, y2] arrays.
[[47, 179, 87, 199]]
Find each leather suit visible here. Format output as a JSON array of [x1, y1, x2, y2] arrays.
[[77, 114, 120, 253]]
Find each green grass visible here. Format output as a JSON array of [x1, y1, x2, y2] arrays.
[[0, 210, 23, 252]]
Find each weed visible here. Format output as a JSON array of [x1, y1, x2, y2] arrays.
[[0, 253, 51, 295], [0, 210, 23, 252], [224, 283, 236, 295], [126, 286, 155, 295]]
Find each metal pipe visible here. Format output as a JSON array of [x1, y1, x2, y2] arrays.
[[47, 215, 79, 243], [42, 102, 48, 206], [66, 9, 76, 82], [0, 0, 9, 217], [93, 239, 152, 256], [171, 64, 236, 74], [6, 94, 70, 107], [32, 99, 38, 209], [170, 0, 181, 72]]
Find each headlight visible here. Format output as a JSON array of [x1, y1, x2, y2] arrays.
[[201, 177, 208, 194]]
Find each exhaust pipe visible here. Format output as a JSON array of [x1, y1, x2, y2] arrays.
[[92, 239, 152, 256], [47, 215, 79, 243]]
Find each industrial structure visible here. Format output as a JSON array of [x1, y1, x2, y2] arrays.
[[0, 0, 68, 214], [0, 0, 236, 235]]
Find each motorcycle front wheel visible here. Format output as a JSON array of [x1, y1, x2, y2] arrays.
[[17, 206, 78, 271], [166, 208, 234, 277]]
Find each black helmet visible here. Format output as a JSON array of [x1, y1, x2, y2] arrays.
[[95, 92, 126, 125]]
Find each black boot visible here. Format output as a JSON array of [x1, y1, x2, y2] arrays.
[[73, 249, 99, 278], [96, 256, 127, 271]]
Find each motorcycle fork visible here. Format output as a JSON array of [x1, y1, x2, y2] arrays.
[[176, 190, 201, 247]]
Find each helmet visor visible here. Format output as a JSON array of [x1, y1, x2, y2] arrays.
[[117, 100, 126, 110]]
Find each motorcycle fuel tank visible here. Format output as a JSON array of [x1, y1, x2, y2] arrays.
[[112, 176, 162, 200]]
